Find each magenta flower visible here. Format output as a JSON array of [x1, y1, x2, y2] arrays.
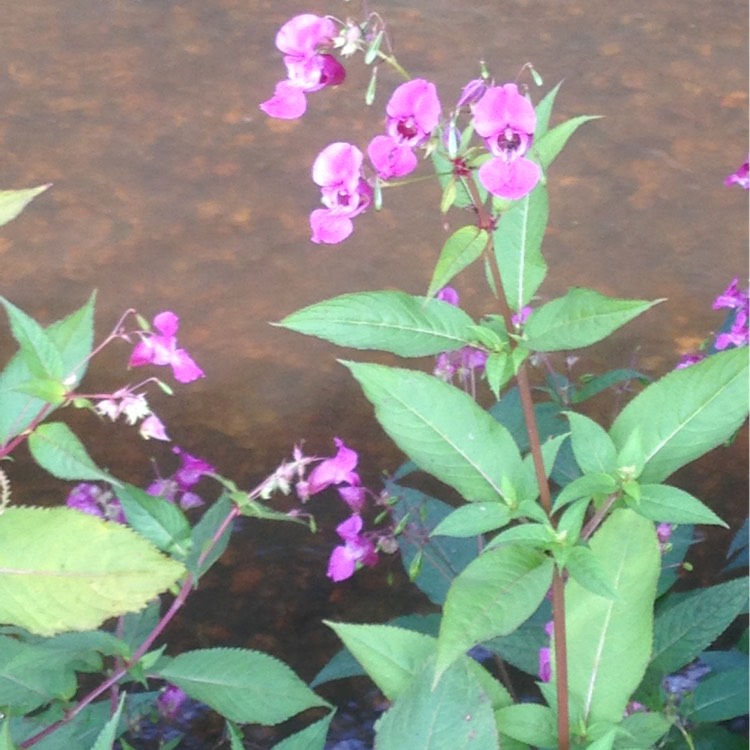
[[472, 83, 542, 200], [307, 437, 360, 495], [129, 311, 204, 384], [511, 305, 533, 328], [327, 514, 379, 582], [675, 352, 705, 370], [310, 143, 373, 243], [713, 278, 749, 351], [369, 79, 441, 180], [147, 446, 215, 509], [724, 158, 749, 189], [67, 483, 126, 524], [139, 414, 170, 441], [157, 684, 188, 721], [260, 14, 345, 120], [538, 620, 554, 682]]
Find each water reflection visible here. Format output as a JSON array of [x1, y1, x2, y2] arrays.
[[1, 0, 747, 694]]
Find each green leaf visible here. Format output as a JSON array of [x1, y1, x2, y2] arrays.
[[534, 82, 562, 140], [11, 378, 67, 405], [511, 432, 569, 505], [0, 297, 64, 380], [0, 720, 17, 750], [436, 544, 553, 680], [271, 713, 333, 750], [184, 493, 235, 579], [345, 362, 522, 503], [609, 347, 749, 483], [565, 545, 618, 600], [630, 484, 726, 527], [553, 472, 618, 512], [564, 509, 660, 725], [688, 667, 749, 722], [524, 288, 662, 352], [0, 185, 50, 228], [615, 712, 671, 750], [426, 226, 489, 299], [115, 483, 193, 557], [565, 412, 618, 475], [27, 422, 119, 484], [157, 648, 329, 724], [277, 291, 476, 357], [0, 507, 184, 636], [88, 693, 125, 750], [431, 502, 511, 538], [494, 703, 557, 748], [325, 623, 436, 700], [374, 655, 499, 750], [492, 182, 549, 311], [650, 577, 748, 674], [572, 368, 649, 404], [532, 115, 601, 170]]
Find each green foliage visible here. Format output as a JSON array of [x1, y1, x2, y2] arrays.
[[564, 510, 660, 726], [0, 185, 50, 228], [427, 225, 490, 298], [277, 290, 476, 356], [0, 507, 184, 635], [346, 361, 522, 503], [610, 345, 749, 483], [533, 115, 602, 170], [271, 714, 333, 750], [524, 288, 662, 352], [156, 648, 330, 725]]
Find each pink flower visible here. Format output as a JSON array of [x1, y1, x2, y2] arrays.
[[327, 514, 378, 582], [139, 414, 170, 441], [724, 158, 749, 189], [66, 483, 126, 524], [369, 79, 441, 180], [472, 83, 542, 200], [307, 437, 360, 495], [129, 311, 204, 384], [310, 143, 373, 243], [147, 446, 215, 509], [260, 14, 345, 120]]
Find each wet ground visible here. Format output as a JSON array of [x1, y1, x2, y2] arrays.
[[1, 0, 747, 746]]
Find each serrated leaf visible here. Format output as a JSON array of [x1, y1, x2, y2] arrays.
[[374, 655, 498, 750], [277, 291, 475, 356], [436, 544, 553, 680], [524, 288, 662, 352], [564, 509, 659, 725], [431, 502, 511, 538], [532, 115, 600, 170], [565, 545, 617, 600], [271, 713, 332, 750], [565, 411, 618, 475], [184, 493, 234, 579], [616, 711, 671, 750], [650, 577, 748, 674], [157, 648, 329, 724], [629, 484, 726, 527], [494, 703, 557, 748], [0, 185, 50, 228], [610, 347, 749, 483], [492, 182, 549, 311], [88, 693, 125, 750], [115, 483, 192, 557], [552, 472, 618, 512], [0, 507, 184, 636], [346, 362, 522, 503], [27, 422, 119, 484], [426, 226, 489, 299], [688, 667, 749, 722], [534, 82, 562, 139]]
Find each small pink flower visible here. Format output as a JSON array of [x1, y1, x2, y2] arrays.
[[724, 158, 749, 189], [327, 514, 378, 582], [129, 311, 204, 384], [310, 143, 372, 243], [472, 83, 541, 200], [139, 414, 170, 441], [307, 437, 360, 495], [511, 305, 533, 328]]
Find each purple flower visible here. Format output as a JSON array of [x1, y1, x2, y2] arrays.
[[675, 352, 705, 370], [472, 83, 542, 200], [538, 621, 554, 682], [260, 14, 345, 120], [139, 414, 170, 441], [713, 278, 749, 311], [511, 305, 533, 328], [456, 78, 489, 109], [327, 514, 378, 582], [713, 278, 749, 351], [147, 446, 215, 509], [436, 285, 460, 306], [66, 483, 125, 524], [310, 143, 373, 244], [129, 312, 204, 384], [724, 158, 749, 189], [157, 684, 188, 721], [368, 79, 441, 180], [307, 437, 360, 495]]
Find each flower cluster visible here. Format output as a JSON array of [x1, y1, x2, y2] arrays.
[[148, 446, 216, 509], [95, 386, 169, 441], [129, 312, 204, 384], [260, 14, 346, 120], [433, 287, 488, 389], [66, 483, 126, 523]]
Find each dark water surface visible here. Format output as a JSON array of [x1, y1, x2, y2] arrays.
[[1, 0, 747, 732]]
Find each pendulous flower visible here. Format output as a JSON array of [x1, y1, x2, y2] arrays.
[[310, 142, 373, 243], [724, 158, 749, 189], [327, 514, 379, 582], [472, 83, 542, 200]]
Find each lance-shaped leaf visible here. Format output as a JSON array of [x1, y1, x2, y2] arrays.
[[533, 115, 601, 170], [534, 82, 563, 139], [28, 422, 119, 485], [565, 411, 618, 475], [426, 226, 489, 299], [435, 544, 553, 681], [492, 182, 549, 311], [277, 291, 475, 357], [563, 509, 659, 725], [0, 185, 50, 228], [609, 346, 749, 483], [0, 507, 184, 636], [157, 648, 329, 725], [270, 713, 333, 750], [629, 484, 726, 527], [344, 362, 522, 503], [524, 288, 663, 352]]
